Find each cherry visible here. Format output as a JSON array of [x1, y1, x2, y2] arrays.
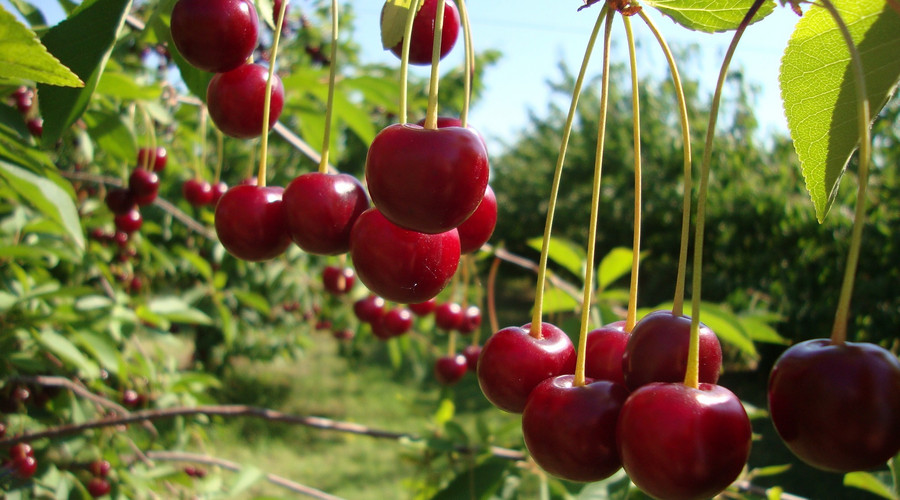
[[122, 389, 141, 407], [114, 208, 143, 234], [210, 181, 228, 205], [434, 302, 463, 331], [349, 208, 460, 303], [457, 185, 497, 254], [273, 0, 289, 25], [12, 86, 33, 114], [183, 179, 214, 207], [26, 118, 43, 137], [13, 455, 37, 479], [89, 459, 111, 478], [87, 477, 111, 497], [434, 354, 467, 385], [387, 0, 460, 65], [354, 295, 386, 324], [458, 305, 482, 334], [0, 422, 5, 438], [322, 266, 355, 295], [381, 308, 413, 337], [9, 442, 34, 461], [333, 329, 355, 341], [408, 298, 437, 316], [170, 0, 259, 73], [365, 123, 489, 234], [584, 320, 629, 386], [137, 146, 168, 172], [767, 339, 900, 472], [113, 231, 129, 247], [621, 310, 722, 392], [523, 375, 627, 482], [462, 344, 481, 371], [214, 185, 291, 261], [207, 63, 284, 139], [477, 322, 577, 413], [315, 319, 333, 331], [283, 172, 370, 255], [617, 382, 752, 500], [184, 466, 207, 478], [128, 168, 160, 206], [105, 187, 135, 214]]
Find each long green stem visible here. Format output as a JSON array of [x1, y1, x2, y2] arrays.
[[256, 0, 290, 187], [424, 0, 447, 129], [318, 0, 340, 174], [638, 11, 693, 317], [457, 0, 473, 127], [529, 5, 608, 340], [214, 129, 224, 183], [819, 0, 871, 345], [573, 9, 615, 388], [623, 15, 642, 334], [685, 0, 765, 389], [398, 0, 421, 125], [199, 104, 208, 179]]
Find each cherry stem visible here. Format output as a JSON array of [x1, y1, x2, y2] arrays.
[[318, 0, 340, 174], [214, 129, 224, 183], [638, 11, 693, 317], [573, 8, 614, 388], [820, 0, 870, 346], [458, 0, 473, 127], [460, 253, 471, 307], [138, 104, 156, 172], [529, 4, 608, 340], [198, 104, 208, 179], [424, 0, 447, 130], [256, 0, 290, 187], [485, 255, 501, 343], [684, 0, 764, 390], [623, 14, 642, 334], [398, 0, 422, 125], [448, 330, 457, 356]]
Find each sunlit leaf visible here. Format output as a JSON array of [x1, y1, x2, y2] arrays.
[[844, 471, 899, 500], [642, 0, 776, 33], [36, 329, 99, 378], [381, 0, 423, 50], [527, 236, 586, 279], [597, 247, 637, 291], [0, 6, 82, 86], [96, 71, 163, 100], [537, 287, 580, 314], [7, 0, 47, 26], [430, 457, 510, 500]]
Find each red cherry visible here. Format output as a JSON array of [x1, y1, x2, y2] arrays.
[[458, 305, 482, 334], [128, 168, 160, 206], [322, 266, 355, 295], [462, 344, 481, 371], [210, 181, 228, 205], [768, 339, 900, 472], [26, 118, 43, 137], [207, 63, 284, 139], [434, 302, 463, 331], [113, 231, 129, 247], [137, 146, 168, 172], [457, 185, 497, 254], [523, 376, 627, 482], [89, 459, 111, 478], [584, 320, 629, 386], [170, 0, 259, 73], [477, 322, 577, 413], [434, 354, 467, 385], [273, 0, 289, 25], [381, 308, 413, 337], [0, 422, 5, 438], [87, 477, 111, 497], [354, 295, 386, 324], [617, 382, 752, 500], [214, 185, 291, 261], [387, 0, 460, 65], [114, 208, 143, 234], [349, 208, 460, 303], [12, 86, 33, 114], [622, 310, 722, 392], [408, 298, 437, 316], [365, 123, 489, 234], [122, 389, 141, 407], [9, 442, 34, 461], [105, 187, 135, 214], [183, 179, 214, 207], [315, 320, 332, 331], [13, 455, 37, 479], [283, 172, 370, 255], [333, 329, 355, 341]]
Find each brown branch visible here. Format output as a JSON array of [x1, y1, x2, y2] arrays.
[[145, 450, 345, 500]]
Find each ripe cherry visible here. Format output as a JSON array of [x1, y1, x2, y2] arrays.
[[26, 118, 43, 138], [387, 0, 460, 65], [477, 322, 576, 413], [462, 344, 481, 371], [768, 339, 900, 472], [322, 266, 355, 295], [170, 0, 259, 73], [408, 298, 437, 316], [89, 459, 111, 478], [283, 172, 370, 255], [365, 123, 489, 234], [207, 63, 284, 139], [12, 86, 33, 114], [622, 310, 722, 392], [458, 305, 482, 334], [214, 185, 291, 261], [9, 442, 34, 461], [523, 376, 627, 482], [381, 308, 413, 337], [349, 208, 460, 303], [0, 422, 5, 438], [137, 146, 168, 172], [354, 295, 386, 324], [87, 477, 112, 497], [434, 302, 463, 331], [210, 181, 228, 205], [457, 185, 497, 253], [105, 187, 136, 214], [617, 382, 752, 500], [122, 389, 141, 407], [13, 455, 37, 479], [584, 320, 629, 386], [128, 168, 160, 206], [114, 208, 143, 234], [183, 179, 214, 207], [434, 354, 467, 385], [333, 329, 355, 341]]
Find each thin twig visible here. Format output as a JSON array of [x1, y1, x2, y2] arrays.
[[486, 245, 583, 303]]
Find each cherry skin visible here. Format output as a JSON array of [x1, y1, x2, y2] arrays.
[[457, 185, 497, 254], [354, 295, 386, 324], [0, 421, 5, 438], [105, 187, 135, 215], [477, 322, 577, 413], [767, 339, 900, 472], [12, 86, 33, 114], [365, 123, 489, 234], [114, 208, 143, 234], [183, 179, 214, 207], [170, 0, 259, 73], [207, 63, 284, 139], [408, 298, 437, 316], [381, 308, 413, 337], [89, 459, 111, 478], [26, 118, 42, 138], [621, 310, 722, 392], [387, 0, 460, 65], [523, 375, 628, 482], [283, 172, 370, 255], [9, 442, 34, 461], [129, 168, 160, 206], [13, 455, 37, 479], [210, 181, 228, 205], [137, 146, 168, 172], [214, 185, 291, 261], [462, 344, 481, 371], [332, 329, 355, 341], [458, 305, 482, 334], [322, 266, 355, 295], [87, 477, 112, 497], [617, 382, 752, 500], [434, 302, 463, 331], [434, 354, 468, 386], [584, 320, 629, 386], [349, 208, 460, 303]]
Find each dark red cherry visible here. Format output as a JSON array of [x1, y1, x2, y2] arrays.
[[137, 146, 168, 172], [89, 459, 111, 478], [105, 187, 136, 214], [458, 305, 482, 334], [214, 185, 291, 261], [462, 344, 481, 371], [333, 329, 355, 341], [9, 442, 34, 460], [13, 455, 37, 479], [435, 354, 467, 385], [283, 172, 369, 255], [210, 181, 228, 205], [354, 295, 386, 324], [387, 0, 460, 65], [458, 185, 497, 253], [129, 168, 159, 206], [114, 208, 143, 234], [381, 308, 413, 337], [87, 477, 111, 497], [322, 266, 355, 295], [183, 179, 214, 207], [585, 320, 629, 387], [434, 302, 463, 331], [207, 63, 284, 139], [408, 298, 437, 316], [12, 86, 33, 114], [170, 0, 259, 73], [26, 118, 42, 137]]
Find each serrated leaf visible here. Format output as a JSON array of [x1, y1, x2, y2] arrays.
[[642, 0, 776, 33], [780, 0, 900, 221], [36, 329, 100, 378], [381, 0, 423, 50], [845, 472, 899, 500], [527, 236, 586, 279], [597, 247, 636, 291], [36, 0, 132, 146], [83, 110, 137, 162], [0, 6, 83, 86]]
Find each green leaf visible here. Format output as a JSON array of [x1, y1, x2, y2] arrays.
[[232, 290, 271, 316], [527, 236, 586, 279], [780, 0, 900, 221], [74, 329, 122, 376], [83, 110, 136, 163], [641, 0, 776, 33], [381, 0, 423, 50], [0, 160, 84, 251], [844, 472, 899, 500], [751, 464, 793, 477], [597, 247, 636, 291], [430, 457, 510, 500], [227, 466, 263, 497], [146, 297, 213, 325], [96, 71, 163, 100], [36, 0, 132, 145], [0, 7, 83, 86], [538, 287, 580, 314], [7, 0, 47, 26], [36, 329, 100, 378]]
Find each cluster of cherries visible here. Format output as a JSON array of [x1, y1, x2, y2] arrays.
[[2, 440, 37, 481], [7, 86, 43, 138], [85, 459, 113, 497], [103, 147, 165, 239]]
